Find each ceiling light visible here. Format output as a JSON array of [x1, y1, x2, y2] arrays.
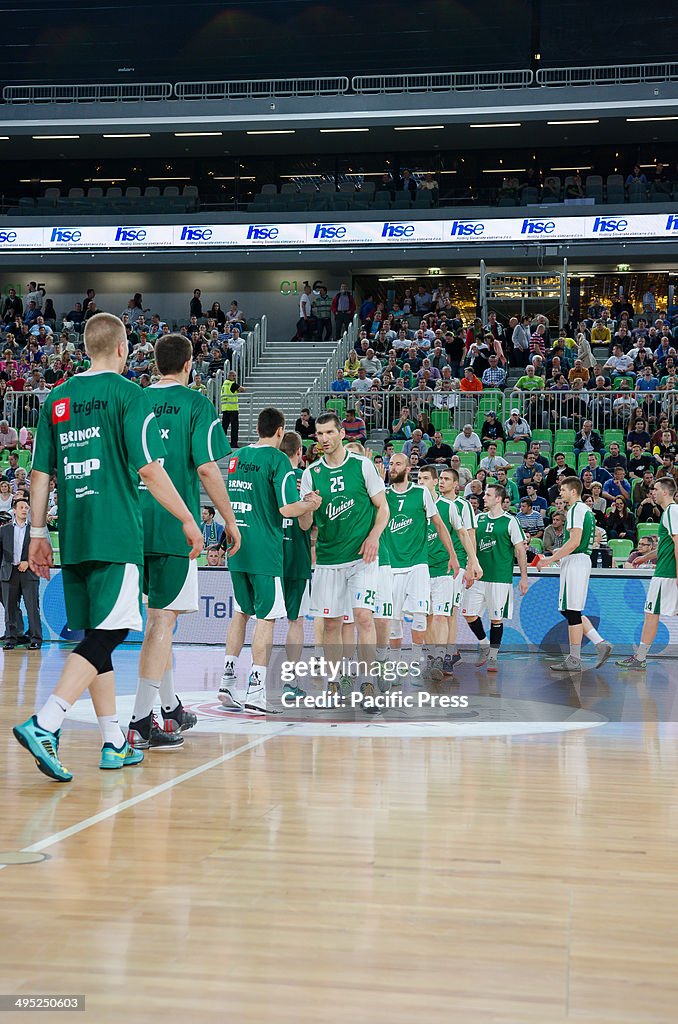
[[547, 119, 599, 125], [393, 125, 444, 131], [148, 176, 191, 181], [32, 135, 80, 140], [550, 165, 593, 171], [174, 131, 224, 137], [88, 178, 127, 182], [103, 133, 151, 138], [39, 179, 63, 183], [482, 168, 527, 173], [319, 128, 370, 134], [0, 137, 8, 140], [626, 116, 678, 122], [470, 123, 521, 129], [213, 176, 256, 180], [246, 130, 295, 135]]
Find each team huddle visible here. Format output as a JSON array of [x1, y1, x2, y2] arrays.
[[10, 314, 678, 782]]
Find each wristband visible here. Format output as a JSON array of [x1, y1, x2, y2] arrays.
[[30, 526, 49, 539]]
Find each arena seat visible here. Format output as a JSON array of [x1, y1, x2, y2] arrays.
[[608, 539, 634, 566], [636, 523, 659, 539]]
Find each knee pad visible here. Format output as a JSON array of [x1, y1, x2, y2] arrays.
[[390, 620, 403, 641], [411, 613, 427, 632], [75, 628, 129, 673], [560, 609, 582, 626]]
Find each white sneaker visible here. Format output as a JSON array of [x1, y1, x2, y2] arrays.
[[218, 687, 244, 712], [244, 671, 267, 715]]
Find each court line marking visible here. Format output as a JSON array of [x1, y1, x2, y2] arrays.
[[0, 731, 283, 871]]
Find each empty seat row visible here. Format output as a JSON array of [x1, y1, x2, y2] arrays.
[[42, 185, 199, 200]]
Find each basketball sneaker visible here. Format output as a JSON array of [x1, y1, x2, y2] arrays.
[[161, 700, 198, 734], [550, 656, 583, 673], [218, 687, 244, 712], [616, 656, 647, 671], [243, 670, 267, 715], [442, 653, 458, 676], [359, 680, 381, 714], [476, 643, 490, 668], [430, 656, 445, 682], [99, 740, 145, 769], [339, 675, 353, 698], [376, 662, 391, 694], [282, 683, 306, 700], [127, 714, 184, 749], [13, 715, 72, 783], [594, 641, 613, 668]]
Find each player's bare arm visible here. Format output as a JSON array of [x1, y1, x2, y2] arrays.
[[430, 512, 459, 575], [359, 490, 389, 564], [138, 460, 203, 558], [458, 526, 482, 581], [515, 541, 530, 595], [27, 468, 54, 579], [281, 491, 322, 520], [538, 526, 582, 568], [197, 460, 241, 555]]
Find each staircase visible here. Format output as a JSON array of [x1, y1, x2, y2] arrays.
[[238, 338, 339, 441]]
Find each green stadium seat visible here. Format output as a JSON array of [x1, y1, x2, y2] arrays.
[[555, 430, 576, 447], [325, 398, 346, 418], [530, 539, 543, 553], [17, 451, 31, 469], [505, 440, 527, 454], [430, 409, 450, 430], [531, 429, 553, 447], [636, 523, 659, 540], [459, 453, 477, 472], [604, 430, 625, 448], [608, 538, 634, 566], [390, 440, 406, 453]]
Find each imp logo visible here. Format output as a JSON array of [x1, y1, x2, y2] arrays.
[[52, 397, 71, 423]]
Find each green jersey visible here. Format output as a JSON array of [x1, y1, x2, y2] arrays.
[[427, 496, 464, 577], [32, 371, 165, 566], [227, 444, 299, 577], [379, 528, 392, 567], [301, 451, 385, 567], [283, 467, 312, 581], [563, 500, 595, 556], [140, 381, 230, 557], [654, 503, 678, 578], [387, 484, 437, 569], [475, 511, 526, 584], [452, 496, 477, 568]]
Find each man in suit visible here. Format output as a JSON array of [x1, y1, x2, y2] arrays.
[[1, 497, 42, 650]]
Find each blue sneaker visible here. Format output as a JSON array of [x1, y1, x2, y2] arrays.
[[282, 683, 306, 700], [13, 715, 72, 783], [442, 653, 457, 676], [99, 740, 144, 770]]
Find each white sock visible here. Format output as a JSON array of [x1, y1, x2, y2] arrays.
[[411, 643, 423, 665], [376, 646, 388, 662], [159, 666, 179, 713], [37, 694, 71, 734], [249, 664, 267, 690], [97, 714, 126, 747], [479, 638, 490, 650], [636, 642, 650, 663], [131, 678, 160, 722], [585, 626, 604, 645], [223, 655, 237, 675], [570, 644, 582, 662], [488, 646, 499, 662]]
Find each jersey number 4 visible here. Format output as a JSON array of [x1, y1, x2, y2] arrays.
[[330, 477, 345, 493]]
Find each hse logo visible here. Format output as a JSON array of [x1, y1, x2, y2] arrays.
[[521, 219, 555, 235], [382, 222, 415, 238], [51, 397, 71, 423], [0, 230, 17, 244], [247, 225, 279, 240], [63, 457, 100, 478], [449, 220, 484, 237], [179, 226, 213, 242], [50, 228, 82, 243], [665, 214, 678, 231], [313, 224, 346, 240], [592, 216, 628, 233], [115, 227, 147, 243]]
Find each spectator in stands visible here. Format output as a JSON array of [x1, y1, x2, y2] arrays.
[[360, 348, 382, 377], [643, 282, 658, 317], [613, 383, 639, 425], [460, 366, 483, 392], [604, 345, 635, 381], [496, 467, 520, 508], [0, 421, 18, 451], [651, 416, 677, 447], [632, 470, 657, 506], [479, 442, 510, 475], [545, 452, 576, 490], [515, 451, 539, 493], [528, 440, 549, 471], [189, 289, 203, 318], [529, 323, 547, 360], [297, 284, 314, 342], [517, 498, 544, 539], [543, 512, 566, 555], [329, 367, 351, 395], [400, 169, 418, 197], [481, 354, 507, 389], [403, 430, 427, 459], [227, 301, 246, 328], [505, 408, 531, 442], [343, 350, 361, 381], [591, 319, 612, 346], [332, 283, 356, 339], [424, 431, 454, 465], [513, 364, 545, 393], [312, 285, 332, 342], [626, 417, 652, 451], [480, 410, 505, 448], [2, 288, 22, 320], [525, 481, 548, 513], [606, 496, 637, 542], [510, 315, 531, 368], [603, 442, 627, 473], [420, 172, 439, 196], [579, 451, 610, 485], [573, 420, 604, 454], [625, 165, 647, 186], [294, 409, 316, 441], [602, 465, 632, 504], [351, 367, 372, 394], [341, 409, 367, 443], [568, 359, 590, 386], [452, 424, 482, 454], [624, 536, 657, 568]]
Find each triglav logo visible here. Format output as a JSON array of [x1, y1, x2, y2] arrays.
[[247, 225, 280, 240], [521, 219, 555, 235], [179, 226, 213, 241], [382, 223, 415, 238], [449, 220, 484, 237], [51, 397, 71, 423], [313, 224, 346, 239]]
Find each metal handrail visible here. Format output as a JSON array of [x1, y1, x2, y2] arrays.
[[174, 77, 349, 100], [536, 62, 678, 87], [2, 82, 172, 103], [233, 314, 267, 384], [352, 70, 533, 93]]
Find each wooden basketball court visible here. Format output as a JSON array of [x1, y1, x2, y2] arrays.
[[2, 645, 678, 1023]]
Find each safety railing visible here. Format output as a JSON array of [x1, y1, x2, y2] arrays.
[[536, 62, 678, 87], [174, 78, 349, 100], [233, 315, 267, 385], [352, 70, 533, 93], [2, 82, 172, 103]]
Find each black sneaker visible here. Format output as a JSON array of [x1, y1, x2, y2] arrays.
[[161, 700, 198, 734], [127, 713, 184, 750]]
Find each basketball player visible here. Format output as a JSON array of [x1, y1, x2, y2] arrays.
[[280, 430, 313, 692], [127, 334, 241, 750], [617, 476, 678, 670], [419, 464, 480, 678], [386, 453, 458, 676], [462, 482, 529, 672], [219, 408, 320, 714], [13, 313, 203, 783], [537, 476, 612, 672], [300, 412, 388, 704]]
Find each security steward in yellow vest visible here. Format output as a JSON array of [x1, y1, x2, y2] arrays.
[[221, 370, 244, 448]]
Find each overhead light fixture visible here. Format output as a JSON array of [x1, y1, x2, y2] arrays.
[[148, 176, 191, 181], [482, 168, 527, 173], [546, 119, 599, 125], [0, 136, 9, 140], [319, 128, 369, 134], [470, 123, 521, 129], [626, 115, 678, 122], [32, 134, 80, 140], [88, 178, 127, 182], [175, 131, 223, 137], [246, 130, 295, 135], [103, 133, 151, 138], [213, 176, 256, 180], [550, 165, 593, 171], [393, 125, 444, 131]]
